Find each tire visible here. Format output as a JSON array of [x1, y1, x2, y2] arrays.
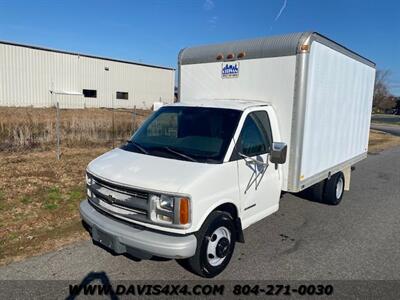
[[178, 211, 236, 278], [322, 172, 345, 205]]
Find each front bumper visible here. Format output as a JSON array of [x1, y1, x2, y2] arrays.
[[79, 200, 197, 259]]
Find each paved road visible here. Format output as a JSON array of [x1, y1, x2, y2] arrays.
[[1, 147, 400, 282], [370, 114, 400, 136], [371, 114, 400, 124], [371, 123, 400, 136]]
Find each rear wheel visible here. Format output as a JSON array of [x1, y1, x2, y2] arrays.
[[323, 172, 345, 205], [178, 211, 236, 278]]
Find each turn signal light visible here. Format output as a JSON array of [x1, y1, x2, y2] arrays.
[[179, 197, 189, 225]]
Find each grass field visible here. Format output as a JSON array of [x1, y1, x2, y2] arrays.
[[0, 107, 151, 265], [0, 107, 150, 150], [1, 108, 400, 266]]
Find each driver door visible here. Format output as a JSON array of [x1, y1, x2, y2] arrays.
[[232, 110, 281, 227]]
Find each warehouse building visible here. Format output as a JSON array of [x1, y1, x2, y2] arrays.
[[0, 40, 175, 109]]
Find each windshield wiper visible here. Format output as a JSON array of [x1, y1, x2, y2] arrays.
[[126, 140, 149, 154], [163, 146, 198, 162]]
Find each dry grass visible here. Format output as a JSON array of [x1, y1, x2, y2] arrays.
[[0, 107, 151, 265], [368, 129, 400, 153], [0, 107, 150, 150], [0, 147, 109, 265]]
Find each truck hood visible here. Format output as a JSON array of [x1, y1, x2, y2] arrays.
[[87, 148, 213, 193]]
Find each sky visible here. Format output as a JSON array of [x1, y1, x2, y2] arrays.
[[0, 0, 399, 95]]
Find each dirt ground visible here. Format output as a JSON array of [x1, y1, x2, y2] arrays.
[[0, 129, 400, 266], [368, 129, 400, 153], [0, 146, 109, 266]]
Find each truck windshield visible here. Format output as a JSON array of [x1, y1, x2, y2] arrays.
[[121, 106, 242, 163]]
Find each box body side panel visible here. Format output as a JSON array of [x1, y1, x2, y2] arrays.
[[299, 42, 375, 182]]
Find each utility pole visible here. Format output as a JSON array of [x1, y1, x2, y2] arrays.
[[133, 105, 137, 132], [112, 94, 115, 148], [56, 101, 61, 160], [49, 86, 83, 160]]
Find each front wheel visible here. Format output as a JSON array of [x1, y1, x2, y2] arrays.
[[178, 211, 236, 278]]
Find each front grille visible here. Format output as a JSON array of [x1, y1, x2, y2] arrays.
[[87, 172, 150, 224]]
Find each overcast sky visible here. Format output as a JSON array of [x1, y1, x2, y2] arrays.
[[0, 0, 398, 95]]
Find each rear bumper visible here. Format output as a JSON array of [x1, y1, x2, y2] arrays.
[[79, 200, 197, 259]]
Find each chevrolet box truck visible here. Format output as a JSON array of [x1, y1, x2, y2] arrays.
[[80, 32, 375, 277]]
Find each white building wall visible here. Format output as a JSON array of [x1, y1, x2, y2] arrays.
[[0, 42, 175, 109]]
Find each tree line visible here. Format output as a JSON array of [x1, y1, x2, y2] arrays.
[[373, 70, 398, 113]]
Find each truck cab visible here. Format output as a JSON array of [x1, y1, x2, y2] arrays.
[[80, 99, 287, 277]]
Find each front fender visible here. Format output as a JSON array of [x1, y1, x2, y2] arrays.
[[191, 199, 240, 233], [180, 160, 240, 234]]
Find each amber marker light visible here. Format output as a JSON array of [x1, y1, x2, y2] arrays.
[[226, 53, 235, 60], [300, 44, 310, 52], [179, 197, 190, 225], [237, 51, 246, 59]]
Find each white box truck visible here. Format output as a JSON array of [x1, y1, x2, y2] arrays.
[[80, 32, 375, 277]]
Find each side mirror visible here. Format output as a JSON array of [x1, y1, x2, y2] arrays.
[[270, 142, 287, 164]]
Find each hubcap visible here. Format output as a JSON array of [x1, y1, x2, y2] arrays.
[[206, 226, 231, 266], [336, 177, 344, 199], [216, 237, 230, 258]]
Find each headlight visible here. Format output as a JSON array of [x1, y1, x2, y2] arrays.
[[86, 173, 93, 199], [86, 173, 93, 186], [87, 188, 92, 198], [160, 195, 174, 211], [149, 194, 190, 227]]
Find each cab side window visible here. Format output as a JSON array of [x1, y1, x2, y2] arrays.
[[231, 111, 273, 160]]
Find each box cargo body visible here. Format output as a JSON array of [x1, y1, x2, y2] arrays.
[[178, 32, 376, 192], [80, 32, 376, 278]]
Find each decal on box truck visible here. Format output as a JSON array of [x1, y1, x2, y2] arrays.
[[221, 62, 239, 78]]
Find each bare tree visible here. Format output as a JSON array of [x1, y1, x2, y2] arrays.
[[373, 70, 396, 112]]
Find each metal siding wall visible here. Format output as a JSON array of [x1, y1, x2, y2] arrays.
[[0, 44, 54, 107], [0, 43, 174, 109], [300, 42, 375, 179]]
